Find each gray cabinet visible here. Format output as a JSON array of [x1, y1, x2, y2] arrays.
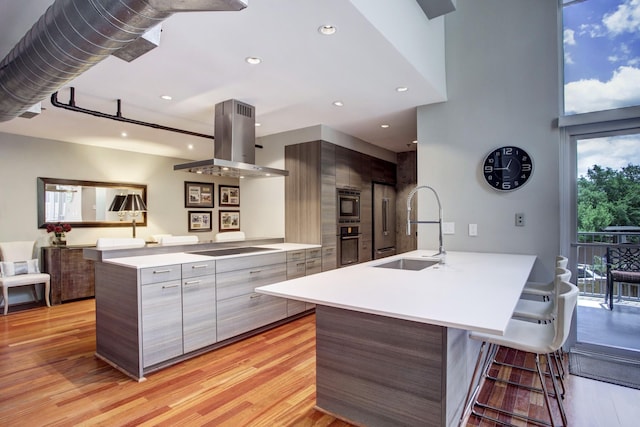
[[216, 253, 287, 341], [141, 264, 183, 367], [95, 249, 311, 380], [286, 248, 322, 315], [335, 146, 363, 189], [285, 141, 337, 272], [182, 260, 216, 353]]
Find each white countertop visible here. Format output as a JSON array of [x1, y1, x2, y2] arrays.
[[256, 250, 536, 335], [103, 243, 321, 268]]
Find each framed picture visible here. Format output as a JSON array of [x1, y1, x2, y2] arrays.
[[219, 185, 240, 207], [185, 181, 214, 208], [188, 211, 212, 232], [219, 210, 240, 232]]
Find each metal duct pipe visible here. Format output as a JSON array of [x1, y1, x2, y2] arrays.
[[0, 0, 247, 122]]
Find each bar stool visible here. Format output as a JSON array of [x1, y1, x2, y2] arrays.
[[521, 256, 568, 301], [513, 267, 571, 323], [460, 280, 579, 427]]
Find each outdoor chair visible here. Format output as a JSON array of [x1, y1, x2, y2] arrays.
[[606, 246, 640, 310]]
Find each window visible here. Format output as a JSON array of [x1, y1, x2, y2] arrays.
[[563, 0, 640, 115]]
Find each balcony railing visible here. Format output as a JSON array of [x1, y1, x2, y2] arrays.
[[575, 232, 640, 303]]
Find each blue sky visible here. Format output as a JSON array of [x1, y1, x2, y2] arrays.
[[565, 0, 640, 176], [564, 0, 640, 114]]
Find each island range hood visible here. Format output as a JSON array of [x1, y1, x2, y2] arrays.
[[174, 99, 289, 178]]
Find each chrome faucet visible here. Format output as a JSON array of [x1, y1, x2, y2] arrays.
[[406, 185, 445, 256]]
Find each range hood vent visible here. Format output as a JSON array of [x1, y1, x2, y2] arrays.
[[174, 99, 289, 178]]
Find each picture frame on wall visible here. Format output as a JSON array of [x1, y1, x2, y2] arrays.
[[184, 181, 214, 208], [219, 210, 240, 232], [188, 211, 212, 232], [219, 185, 240, 207]]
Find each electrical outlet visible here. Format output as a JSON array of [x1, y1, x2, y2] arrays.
[[515, 213, 525, 227], [469, 223, 478, 236]]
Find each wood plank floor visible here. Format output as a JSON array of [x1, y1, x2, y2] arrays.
[[1, 300, 639, 426]]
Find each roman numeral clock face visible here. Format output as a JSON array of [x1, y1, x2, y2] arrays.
[[483, 146, 533, 191]]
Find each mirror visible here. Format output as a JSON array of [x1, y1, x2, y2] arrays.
[[37, 177, 147, 228]]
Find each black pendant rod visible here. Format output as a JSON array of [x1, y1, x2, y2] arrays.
[[50, 88, 214, 140]]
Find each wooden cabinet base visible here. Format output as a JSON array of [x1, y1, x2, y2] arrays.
[[315, 305, 473, 427]]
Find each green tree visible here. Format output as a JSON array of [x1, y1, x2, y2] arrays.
[[578, 164, 640, 232]]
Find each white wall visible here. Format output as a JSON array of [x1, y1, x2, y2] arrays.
[[416, 0, 560, 281], [0, 132, 238, 248]]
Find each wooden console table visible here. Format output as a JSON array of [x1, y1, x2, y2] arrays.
[[42, 246, 95, 305]]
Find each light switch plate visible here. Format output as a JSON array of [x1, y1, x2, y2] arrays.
[[469, 224, 478, 236], [442, 222, 455, 235]]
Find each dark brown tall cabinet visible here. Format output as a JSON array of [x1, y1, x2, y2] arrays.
[[285, 140, 396, 268], [42, 246, 95, 304]]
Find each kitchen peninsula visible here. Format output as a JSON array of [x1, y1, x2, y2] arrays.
[[85, 240, 321, 381], [256, 250, 536, 427]]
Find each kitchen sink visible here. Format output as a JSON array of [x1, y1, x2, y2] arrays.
[[192, 246, 275, 257], [373, 258, 439, 271]]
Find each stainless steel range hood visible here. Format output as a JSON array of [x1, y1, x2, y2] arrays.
[[174, 99, 289, 178]]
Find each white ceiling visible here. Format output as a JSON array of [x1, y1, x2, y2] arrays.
[[0, 0, 448, 160]]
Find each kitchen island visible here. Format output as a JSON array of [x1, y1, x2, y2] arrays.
[[256, 250, 536, 427], [89, 242, 321, 380]]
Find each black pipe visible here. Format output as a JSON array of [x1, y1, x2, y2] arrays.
[[50, 89, 214, 140]]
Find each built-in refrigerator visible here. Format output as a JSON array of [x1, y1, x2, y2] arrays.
[[373, 182, 397, 259]]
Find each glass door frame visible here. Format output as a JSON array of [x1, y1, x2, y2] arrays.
[[561, 112, 640, 350]]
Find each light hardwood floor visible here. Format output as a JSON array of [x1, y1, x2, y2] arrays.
[[1, 300, 639, 426]]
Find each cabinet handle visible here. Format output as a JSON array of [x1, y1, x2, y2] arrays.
[[325, 248, 334, 254], [296, 262, 305, 267], [184, 280, 201, 286], [162, 284, 180, 289], [249, 270, 262, 274], [191, 264, 208, 269], [250, 294, 262, 299], [153, 269, 172, 274], [307, 260, 316, 266]]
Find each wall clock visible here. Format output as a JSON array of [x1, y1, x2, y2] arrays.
[[482, 146, 533, 191]]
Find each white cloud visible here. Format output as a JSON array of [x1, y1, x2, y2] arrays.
[[565, 66, 640, 114], [603, 0, 640, 35], [564, 28, 576, 45], [578, 134, 640, 178]]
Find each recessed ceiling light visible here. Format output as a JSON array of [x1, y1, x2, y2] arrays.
[[196, 170, 203, 174], [333, 101, 344, 107], [381, 124, 390, 128], [188, 144, 194, 150], [396, 87, 408, 92], [255, 122, 261, 127], [160, 95, 173, 100], [121, 131, 127, 137], [245, 56, 262, 65], [318, 25, 337, 35], [239, 175, 245, 179], [222, 167, 230, 171], [412, 140, 418, 144]]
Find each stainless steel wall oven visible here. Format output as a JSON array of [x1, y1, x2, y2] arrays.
[[337, 189, 360, 223], [338, 225, 360, 267]]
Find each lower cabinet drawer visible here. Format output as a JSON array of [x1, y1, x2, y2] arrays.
[[217, 293, 287, 342], [287, 260, 306, 279], [305, 258, 322, 275], [217, 263, 287, 300]]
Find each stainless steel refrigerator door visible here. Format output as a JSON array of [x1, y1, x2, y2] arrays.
[[373, 183, 397, 259]]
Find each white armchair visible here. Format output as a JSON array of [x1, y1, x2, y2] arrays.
[[0, 241, 51, 315]]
